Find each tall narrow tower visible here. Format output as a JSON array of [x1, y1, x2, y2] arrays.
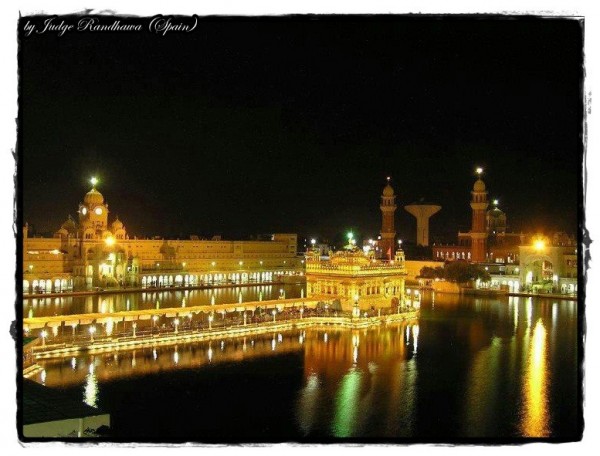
[[470, 168, 489, 263], [380, 177, 397, 260]]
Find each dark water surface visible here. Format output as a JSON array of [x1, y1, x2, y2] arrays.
[[24, 283, 305, 317], [31, 292, 581, 442]]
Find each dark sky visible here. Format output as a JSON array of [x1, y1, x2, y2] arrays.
[[19, 15, 583, 244]]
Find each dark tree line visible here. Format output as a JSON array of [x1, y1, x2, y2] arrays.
[[420, 262, 491, 284]]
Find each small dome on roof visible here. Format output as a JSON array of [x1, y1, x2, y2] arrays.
[[84, 188, 104, 205], [473, 179, 486, 192], [383, 184, 395, 197], [61, 215, 76, 231], [112, 217, 124, 230]]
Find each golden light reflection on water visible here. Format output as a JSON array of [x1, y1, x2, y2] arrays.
[[332, 367, 362, 437], [521, 318, 549, 437], [84, 360, 99, 408]]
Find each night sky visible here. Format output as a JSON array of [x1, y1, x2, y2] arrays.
[[19, 15, 583, 244]]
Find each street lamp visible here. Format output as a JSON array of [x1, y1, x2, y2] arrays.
[[132, 322, 137, 337], [272, 309, 277, 323], [152, 315, 159, 332], [41, 329, 47, 347], [174, 318, 180, 334], [534, 239, 545, 251], [89, 325, 96, 343]]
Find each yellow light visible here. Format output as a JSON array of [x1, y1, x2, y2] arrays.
[[476, 167, 483, 175], [90, 176, 98, 187], [105, 237, 115, 246], [534, 240, 545, 251]]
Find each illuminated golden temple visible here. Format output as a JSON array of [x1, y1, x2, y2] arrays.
[[306, 181, 407, 315]]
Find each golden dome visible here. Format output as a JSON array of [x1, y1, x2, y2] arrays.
[[473, 179, 486, 192], [112, 218, 124, 230], [383, 183, 395, 197], [61, 215, 77, 232], [84, 188, 104, 205]]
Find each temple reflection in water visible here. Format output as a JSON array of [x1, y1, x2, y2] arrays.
[[29, 292, 578, 440]]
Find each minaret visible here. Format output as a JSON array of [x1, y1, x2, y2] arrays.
[[470, 168, 489, 263], [380, 177, 397, 260]]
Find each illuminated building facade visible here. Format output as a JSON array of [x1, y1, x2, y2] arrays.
[[517, 233, 577, 294], [22, 181, 303, 294], [431, 169, 577, 294], [305, 246, 407, 313]]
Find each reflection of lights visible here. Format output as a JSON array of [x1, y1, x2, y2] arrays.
[[333, 367, 361, 437], [220, 341, 225, 351], [84, 364, 98, 408], [299, 334, 304, 344], [353, 346, 358, 364], [271, 338, 276, 351], [208, 346, 213, 362], [40, 369, 47, 384], [277, 333, 283, 343], [324, 333, 328, 343], [71, 357, 77, 370], [173, 351, 179, 364], [527, 299, 533, 328], [105, 319, 113, 336], [406, 325, 410, 344], [522, 319, 549, 437], [413, 325, 420, 353], [153, 349, 157, 360]]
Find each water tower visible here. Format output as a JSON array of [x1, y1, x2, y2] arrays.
[[404, 199, 441, 247]]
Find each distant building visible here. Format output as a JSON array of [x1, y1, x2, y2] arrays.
[[22, 181, 302, 294], [432, 172, 524, 265], [431, 170, 577, 295]]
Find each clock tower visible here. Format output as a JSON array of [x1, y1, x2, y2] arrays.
[[79, 177, 109, 239]]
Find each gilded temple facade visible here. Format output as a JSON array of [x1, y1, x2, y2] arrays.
[[306, 246, 407, 314], [22, 183, 303, 294]]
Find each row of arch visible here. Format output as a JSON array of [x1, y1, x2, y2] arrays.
[[435, 250, 472, 260], [23, 279, 74, 294], [140, 270, 299, 289], [484, 279, 521, 292]]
